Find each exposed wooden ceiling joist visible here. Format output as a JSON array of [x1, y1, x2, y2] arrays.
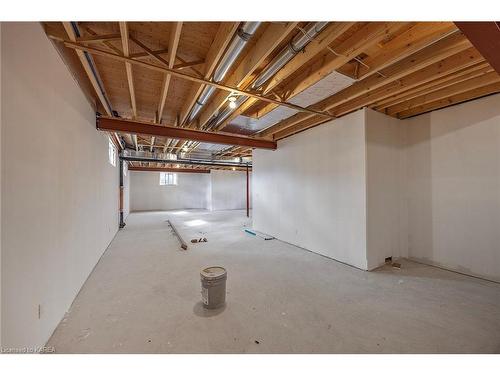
[[398, 81, 500, 118], [119, 22, 137, 119], [45, 22, 500, 151], [330, 49, 487, 117], [257, 31, 472, 138], [214, 22, 360, 130], [119, 22, 139, 151], [386, 70, 499, 116], [340, 22, 457, 80], [61, 40, 334, 120], [77, 33, 122, 43], [169, 22, 240, 154], [158, 22, 183, 123], [179, 22, 240, 127], [373, 61, 491, 110]]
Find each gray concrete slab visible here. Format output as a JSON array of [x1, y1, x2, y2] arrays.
[[47, 210, 500, 353]]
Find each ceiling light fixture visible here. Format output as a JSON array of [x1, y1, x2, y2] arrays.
[[228, 95, 237, 109]]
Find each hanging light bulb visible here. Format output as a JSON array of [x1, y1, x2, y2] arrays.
[[228, 95, 237, 109]]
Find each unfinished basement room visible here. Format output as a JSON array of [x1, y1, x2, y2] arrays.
[[1, 2, 500, 370]]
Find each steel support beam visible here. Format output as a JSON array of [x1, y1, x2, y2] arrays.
[[246, 164, 250, 218], [118, 159, 126, 229], [455, 22, 500, 74], [98, 117, 276, 150], [129, 166, 210, 173]]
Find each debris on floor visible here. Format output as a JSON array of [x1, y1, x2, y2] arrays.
[[166, 219, 188, 250], [254, 340, 260, 344], [191, 238, 208, 243], [244, 229, 275, 240], [384, 256, 402, 269]]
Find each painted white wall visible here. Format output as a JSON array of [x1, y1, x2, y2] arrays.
[[130, 171, 210, 211], [405, 94, 500, 282], [253, 110, 368, 270], [210, 169, 251, 211], [253, 97, 500, 280], [1, 23, 119, 348], [365, 108, 408, 270]]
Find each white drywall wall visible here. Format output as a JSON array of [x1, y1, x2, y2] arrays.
[[254, 98, 500, 281], [1, 23, 119, 348], [210, 169, 251, 211], [130, 171, 210, 211], [405, 94, 500, 282], [365, 108, 408, 270], [253, 110, 368, 269]]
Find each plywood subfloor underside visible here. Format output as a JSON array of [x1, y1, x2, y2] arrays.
[[47, 210, 500, 353]]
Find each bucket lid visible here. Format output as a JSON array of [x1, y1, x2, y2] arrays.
[[201, 266, 227, 280]]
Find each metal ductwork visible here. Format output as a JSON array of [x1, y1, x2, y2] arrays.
[[71, 22, 114, 114], [251, 22, 328, 89], [207, 22, 328, 129], [120, 154, 251, 169], [186, 22, 261, 123], [207, 95, 247, 128], [71, 22, 125, 149]]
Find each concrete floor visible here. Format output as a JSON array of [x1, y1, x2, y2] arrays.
[[47, 209, 500, 353]]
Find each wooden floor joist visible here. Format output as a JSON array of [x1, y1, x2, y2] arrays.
[[44, 22, 500, 150], [258, 32, 475, 139], [61, 41, 335, 120]]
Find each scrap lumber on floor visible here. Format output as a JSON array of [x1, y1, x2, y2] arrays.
[[167, 219, 188, 250]]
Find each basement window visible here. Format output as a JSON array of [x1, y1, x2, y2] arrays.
[[160, 172, 178, 186], [108, 139, 116, 167]]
